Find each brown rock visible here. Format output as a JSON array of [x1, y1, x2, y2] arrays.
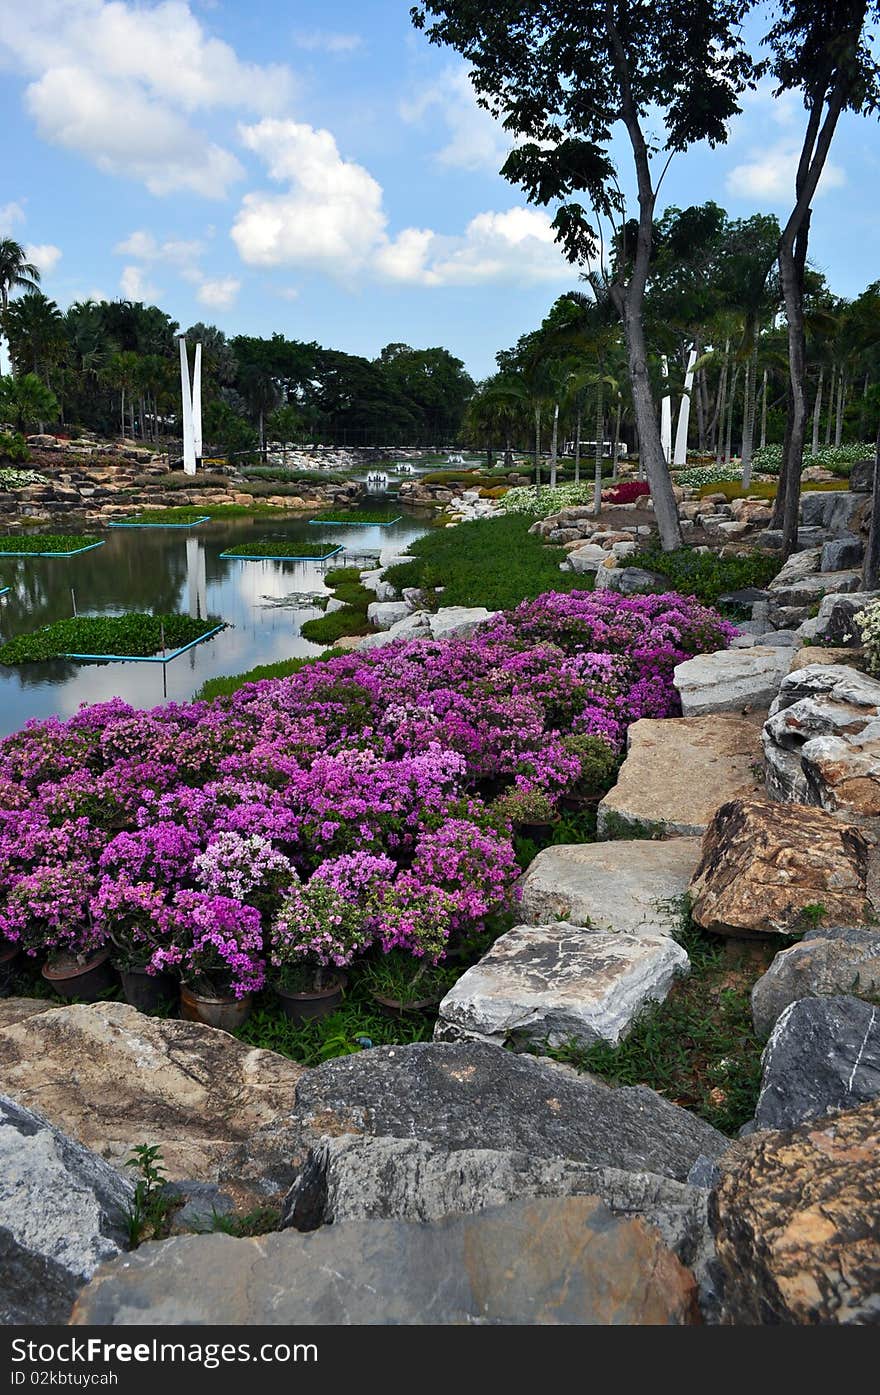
[[0, 997, 54, 1031], [788, 647, 867, 673], [72, 1196, 700, 1326], [690, 797, 874, 937], [597, 713, 766, 837], [0, 1002, 305, 1201], [710, 1099, 880, 1324]]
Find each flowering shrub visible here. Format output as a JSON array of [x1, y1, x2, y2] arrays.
[[751, 442, 874, 477], [0, 589, 736, 982], [674, 464, 742, 488], [602, 480, 650, 505], [498, 483, 594, 517], [855, 600, 880, 673]]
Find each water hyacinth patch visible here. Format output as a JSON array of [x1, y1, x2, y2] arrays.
[[0, 588, 736, 983]]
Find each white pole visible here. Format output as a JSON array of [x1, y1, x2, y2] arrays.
[[186, 535, 198, 619], [660, 355, 672, 466], [179, 337, 196, 476], [673, 346, 698, 467], [192, 343, 202, 464]]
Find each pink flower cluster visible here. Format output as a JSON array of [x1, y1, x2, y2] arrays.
[[0, 589, 735, 987]]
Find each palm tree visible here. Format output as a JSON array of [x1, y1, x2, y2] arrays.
[[2, 292, 66, 387], [0, 373, 59, 433], [0, 241, 40, 316]]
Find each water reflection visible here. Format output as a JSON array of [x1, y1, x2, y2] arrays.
[[0, 509, 429, 735]]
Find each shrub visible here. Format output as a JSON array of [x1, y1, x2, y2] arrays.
[[0, 433, 31, 466], [300, 608, 369, 644], [0, 533, 98, 554], [498, 483, 595, 518], [626, 548, 782, 604], [222, 540, 342, 559], [751, 442, 873, 477], [602, 480, 650, 505], [674, 464, 742, 488], [195, 650, 345, 701], [855, 600, 880, 672]]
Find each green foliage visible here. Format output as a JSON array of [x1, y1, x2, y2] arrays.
[[323, 566, 361, 587], [0, 432, 30, 465], [117, 507, 211, 524], [194, 650, 345, 700], [300, 608, 370, 644], [562, 734, 620, 795], [235, 978, 435, 1066], [600, 810, 668, 841], [0, 612, 223, 664], [124, 1144, 171, 1247], [0, 372, 59, 433], [202, 400, 259, 461], [331, 581, 372, 609], [222, 539, 342, 558], [627, 547, 782, 605], [674, 464, 743, 488], [240, 466, 346, 485], [360, 951, 461, 1007], [310, 508, 402, 524], [697, 479, 848, 501], [202, 1206, 281, 1237], [380, 515, 595, 611], [751, 442, 874, 477], [0, 533, 98, 554], [132, 471, 231, 491], [498, 483, 595, 517]]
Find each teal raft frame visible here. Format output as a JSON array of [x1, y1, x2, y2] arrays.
[[107, 516, 211, 529], [308, 517, 402, 528], [0, 541, 105, 558], [61, 623, 226, 664], [219, 544, 345, 562]]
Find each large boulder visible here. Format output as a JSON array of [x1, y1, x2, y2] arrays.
[[821, 534, 863, 572], [673, 647, 791, 716], [282, 1041, 727, 1181], [800, 489, 864, 534], [815, 590, 880, 646], [754, 995, 880, 1130], [761, 663, 880, 817], [428, 606, 497, 641], [366, 600, 410, 630], [751, 926, 880, 1039], [787, 646, 865, 673], [0, 1094, 133, 1324], [356, 610, 431, 649], [710, 1098, 880, 1324], [71, 1196, 700, 1326], [597, 715, 765, 837], [566, 543, 608, 574], [434, 922, 688, 1049], [850, 458, 875, 493], [0, 1002, 306, 1202], [689, 798, 874, 938], [593, 566, 666, 595], [518, 838, 701, 937], [767, 568, 861, 611]]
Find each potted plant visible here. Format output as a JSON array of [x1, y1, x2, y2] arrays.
[[170, 891, 265, 1031], [362, 875, 459, 1016], [559, 734, 619, 809], [89, 874, 178, 1014], [493, 786, 559, 841], [0, 861, 115, 1001], [269, 876, 375, 1026]]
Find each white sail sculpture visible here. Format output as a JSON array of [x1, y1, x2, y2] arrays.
[[660, 355, 672, 465], [673, 346, 698, 467], [178, 336, 202, 476]]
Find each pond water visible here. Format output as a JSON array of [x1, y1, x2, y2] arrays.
[[0, 504, 431, 737]]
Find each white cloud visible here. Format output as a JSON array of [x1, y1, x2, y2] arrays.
[[401, 66, 511, 173], [292, 30, 363, 54], [24, 242, 62, 275], [376, 207, 573, 287], [231, 119, 387, 271], [726, 140, 846, 202], [0, 201, 26, 235], [0, 0, 294, 197], [119, 264, 160, 301], [114, 231, 205, 278], [197, 276, 240, 309]]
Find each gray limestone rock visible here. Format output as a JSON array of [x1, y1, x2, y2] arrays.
[[821, 534, 863, 572], [673, 646, 791, 716], [754, 995, 880, 1130], [752, 926, 880, 1038]]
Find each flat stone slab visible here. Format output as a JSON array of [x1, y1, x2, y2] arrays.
[[518, 839, 702, 937], [787, 646, 866, 673], [0, 997, 55, 1031], [673, 647, 791, 716], [434, 922, 688, 1049], [597, 715, 765, 837], [72, 1196, 700, 1326]]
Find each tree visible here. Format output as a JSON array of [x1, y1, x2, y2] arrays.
[[0, 373, 59, 433], [765, 0, 880, 555], [0, 240, 40, 316], [412, 0, 754, 549], [2, 292, 66, 387]]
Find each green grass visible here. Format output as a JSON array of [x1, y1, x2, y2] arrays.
[[0, 533, 99, 554], [221, 539, 342, 559], [697, 479, 850, 502], [132, 471, 231, 490], [323, 566, 361, 587], [627, 547, 782, 605], [310, 508, 402, 525], [300, 608, 370, 644], [543, 900, 771, 1134], [0, 612, 224, 664], [111, 506, 210, 525], [381, 514, 596, 611], [330, 580, 373, 609], [240, 466, 347, 485], [194, 649, 345, 700]]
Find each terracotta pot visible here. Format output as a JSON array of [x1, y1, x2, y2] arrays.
[[276, 974, 347, 1026], [118, 967, 178, 1015], [370, 990, 443, 1019], [179, 985, 253, 1031], [41, 947, 116, 1002], [0, 941, 20, 997]]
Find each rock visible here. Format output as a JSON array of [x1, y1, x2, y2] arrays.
[[689, 798, 874, 938], [816, 590, 880, 646], [768, 569, 861, 610], [754, 996, 880, 1130], [279, 1136, 719, 1312], [0, 996, 54, 1030], [593, 566, 665, 595], [0, 1094, 133, 1323], [597, 715, 765, 837], [284, 1041, 727, 1180], [428, 606, 497, 641], [761, 663, 880, 816], [751, 927, 880, 1038], [567, 543, 608, 573], [72, 1196, 700, 1326], [0, 1002, 305, 1201], [673, 647, 791, 716], [718, 586, 771, 608], [519, 838, 701, 937], [357, 610, 432, 649], [366, 600, 410, 630], [710, 1098, 880, 1324], [821, 534, 863, 572], [801, 490, 864, 534], [378, 549, 412, 569], [324, 596, 346, 613], [758, 526, 827, 551], [787, 646, 866, 673], [850, 458, 875, 492], [434, 922, 688, 1050]]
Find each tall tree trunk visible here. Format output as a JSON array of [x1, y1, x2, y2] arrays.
[[618, 301, 681, 547], [533, 405, 541, 493], [741, 350, 759, 488], [573, 402, 582, 485], [549, 400, 559, 488], [120, 388, 125, 442], [825, 364, 836, 444], [863, 421, 880, 591], [760, 367, 768, 449], [695, 357, 706, 454], [699, 363, 711, 453], [835, 371, 846, 446], [714, 344, 730, 465], [139, 394, 147, 442], [593, 379, 604, 517], [777, 214, 812, 552], [724, 364, 740, 464], [811, 364, 824, 456], [611, 399, 622, 480]]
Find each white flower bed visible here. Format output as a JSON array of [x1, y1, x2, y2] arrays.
[[497, 482, 595, 518]]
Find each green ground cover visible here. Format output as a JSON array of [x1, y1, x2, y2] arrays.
[[221, 539, 342, 559], [0, 534, 100, 554], [0, 612, 223, 664]]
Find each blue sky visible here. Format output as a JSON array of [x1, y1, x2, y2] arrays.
[[1, 0, 878, 379]]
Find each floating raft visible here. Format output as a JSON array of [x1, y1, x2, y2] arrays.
[[0, 541, 106, 558], [107, 516, 211, 529], [219, 545, 345, 562], [0, 587, 9, 597], [62, 623, 226, 665], [308, 517, 402, 528]]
